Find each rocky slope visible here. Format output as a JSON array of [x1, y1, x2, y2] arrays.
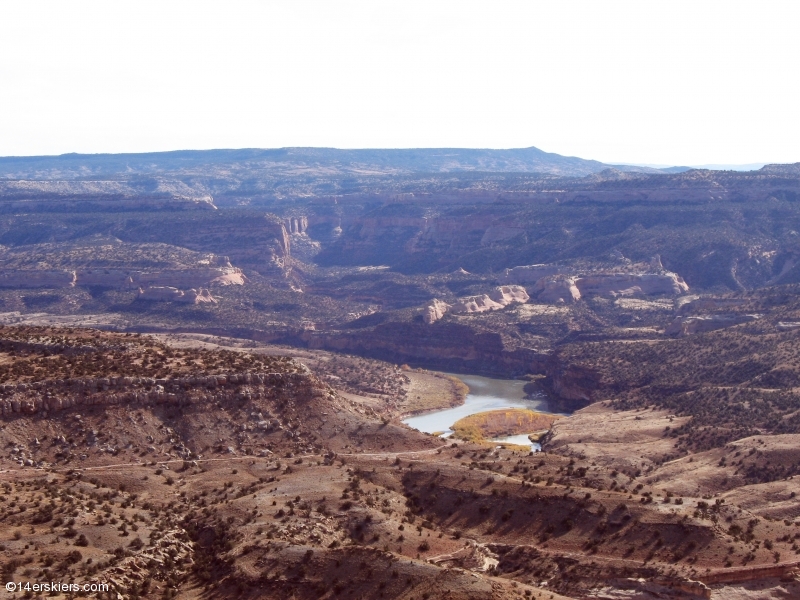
[[3, 327, 800, 599]]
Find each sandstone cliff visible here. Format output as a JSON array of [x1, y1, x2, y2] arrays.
[[575, 272, 689, 298], [423, 299, 450, 324], [508, 266, 690, 304], [543, 359, 606, 412], [104, 212, 292, 276], [423, 285, 529, 323], [502, 262, 689, 303], [284, 216, 308, 234], [301, 321, 548, 376], [531, 276, 581, 303], [322, 213, 532, 267]]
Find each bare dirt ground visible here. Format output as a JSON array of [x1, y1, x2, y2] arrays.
[[547, 403, 693, 475]]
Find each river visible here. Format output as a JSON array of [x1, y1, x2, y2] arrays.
[[402, 373, 552, 449]]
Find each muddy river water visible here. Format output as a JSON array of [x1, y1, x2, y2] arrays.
[[402, 373, 553, 449]]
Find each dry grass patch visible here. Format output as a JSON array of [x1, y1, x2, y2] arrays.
[[452, 408, 559, 444]]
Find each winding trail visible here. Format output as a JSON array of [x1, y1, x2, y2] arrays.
[[0, 443, 457, 478]]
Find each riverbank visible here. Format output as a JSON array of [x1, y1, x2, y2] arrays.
[[398, 370, 469, 417], [402, 373, 552, 437]]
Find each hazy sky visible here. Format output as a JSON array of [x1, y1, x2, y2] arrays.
[[1, 1, 798, 166]]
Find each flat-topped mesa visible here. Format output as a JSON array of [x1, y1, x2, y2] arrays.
[[423, 285, 529, 323], [137, 286, 217, 304], [0, 270, 77, 288]]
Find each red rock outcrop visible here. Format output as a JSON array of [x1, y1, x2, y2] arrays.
[[699, 561, 800, 585]]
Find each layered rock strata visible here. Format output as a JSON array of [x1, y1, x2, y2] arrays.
[[0, 266, 246, 289], [302, 321, 548, 377], [0, 371, 329, 417]]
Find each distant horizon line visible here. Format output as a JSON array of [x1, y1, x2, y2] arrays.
[[0, 146, 785, 172], [610, 162, 768, 172]]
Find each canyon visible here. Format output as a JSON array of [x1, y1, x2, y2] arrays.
[[0, 148, 799, 598]]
